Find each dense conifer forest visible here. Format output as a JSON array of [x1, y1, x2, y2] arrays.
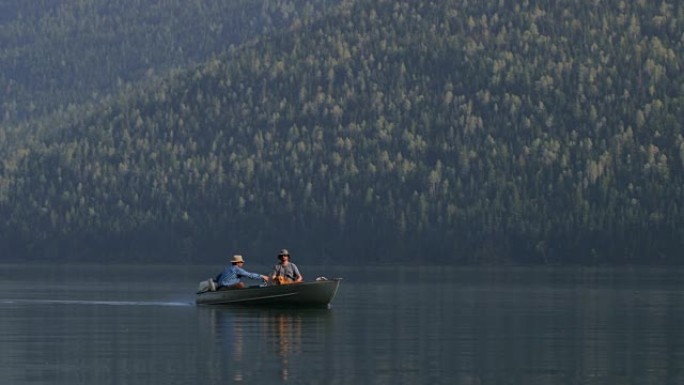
[[0, 0, 682, 264]]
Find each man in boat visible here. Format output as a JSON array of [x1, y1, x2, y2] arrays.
[[270, 249, 303, 285], [215, 254, 269, 289]]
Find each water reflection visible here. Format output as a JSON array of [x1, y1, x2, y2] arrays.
[[203, 306, 332, 382], [269, 311, 300, 381]]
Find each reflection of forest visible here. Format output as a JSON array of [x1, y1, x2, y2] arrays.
[[206, 307, 332, 382]]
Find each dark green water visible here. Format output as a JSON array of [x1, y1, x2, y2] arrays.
[[1, 264, 683, 384]]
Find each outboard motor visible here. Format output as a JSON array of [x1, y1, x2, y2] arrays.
[[196, 278, 217, 293]]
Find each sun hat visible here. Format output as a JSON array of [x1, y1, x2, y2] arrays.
[[231, 254, 245, 263]]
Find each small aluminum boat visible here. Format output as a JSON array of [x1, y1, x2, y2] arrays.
[[196, 278, 342, 307]]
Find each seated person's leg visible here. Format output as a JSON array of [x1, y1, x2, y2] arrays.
[[218, 282, 245, 290]]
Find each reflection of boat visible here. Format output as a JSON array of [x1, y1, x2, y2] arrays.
[[202, 306, 333, 382], [196, 278, 342, 307]]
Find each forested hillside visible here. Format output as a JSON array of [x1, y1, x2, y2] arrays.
[[1, 0, 682, 264], [0, 0, 336, 125]]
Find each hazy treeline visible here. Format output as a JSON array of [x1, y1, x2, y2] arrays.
[[0, 0, 335, 125], [0, 0, 682, 264]]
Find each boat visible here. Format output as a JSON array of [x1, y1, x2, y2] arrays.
[[196, 278, 342, 307]]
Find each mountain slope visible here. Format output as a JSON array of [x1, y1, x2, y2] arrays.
[[1, 0, 683, 263], [0, 0, 338, 125]]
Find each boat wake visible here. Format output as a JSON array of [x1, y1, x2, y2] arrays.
[[0, 299, 193, 307]]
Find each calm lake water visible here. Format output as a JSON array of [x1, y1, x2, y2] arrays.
[[1, 263, 683, 385]]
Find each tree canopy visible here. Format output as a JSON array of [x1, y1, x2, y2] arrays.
[[1, 0, 683, 264]]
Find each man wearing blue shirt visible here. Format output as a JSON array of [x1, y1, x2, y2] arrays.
[[215, 254, 269, 289]]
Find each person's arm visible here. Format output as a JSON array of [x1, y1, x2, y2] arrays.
[[237, 267, 269, 282], [292, 264, 303, 282]]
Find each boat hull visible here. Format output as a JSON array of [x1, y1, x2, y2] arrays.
[[196, 278, 342, 307]]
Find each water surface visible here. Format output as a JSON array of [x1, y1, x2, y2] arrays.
[[1, 264, 683, 384]]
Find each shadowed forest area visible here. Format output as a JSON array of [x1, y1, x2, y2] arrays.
[[0, 0, 682, 264]]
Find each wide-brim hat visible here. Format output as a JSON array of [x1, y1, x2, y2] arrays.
[[231, 254, 245, 263]]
